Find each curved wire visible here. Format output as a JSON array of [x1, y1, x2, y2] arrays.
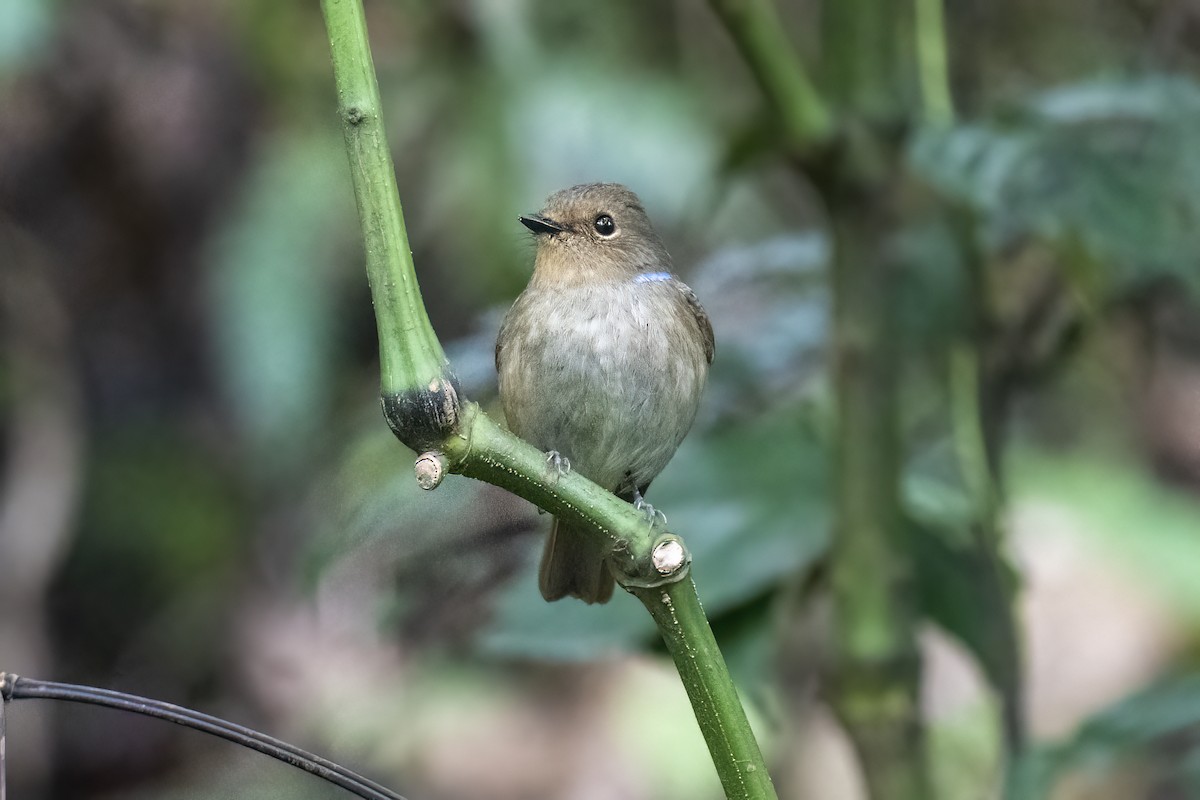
[[0, 674, 406, 800], [1, 673, 8, 800]]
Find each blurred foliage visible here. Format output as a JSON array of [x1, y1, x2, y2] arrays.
[[206, 131, 356, 476], [1011, 675, 1200, 799], [912, 76, 1200, 298], [2, 0, 1200, 798], [1011, 446, 1200, 625]]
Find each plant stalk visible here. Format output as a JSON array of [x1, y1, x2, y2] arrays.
[[321, 0, 446, 397], [320, 2, 777, 796], [828, 200, 927, 800], [915, 0, 954, 124], [707, 0, 833, 152], [633, 580, 777, 800]]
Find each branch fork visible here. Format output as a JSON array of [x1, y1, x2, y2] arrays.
[[321, 0, 776, 795]]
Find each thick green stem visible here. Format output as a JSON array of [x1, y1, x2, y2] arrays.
[[950, 345, 995, 526], [707, 0, 833, 152], [829, 201, 927, 800], [817, 0, 928, 794], [915, 0, 954, 124], [322, 0, 446, 397], [820, 0, 912, 123], [633, 580, 777, 800], [444, 407, 672, 587]]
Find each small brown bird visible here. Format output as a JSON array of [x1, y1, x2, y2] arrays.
[[496, 183, 714, 603]]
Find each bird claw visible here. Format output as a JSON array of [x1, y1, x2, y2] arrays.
[[632, 491, 667, 529], [545, 450, 571, 483]]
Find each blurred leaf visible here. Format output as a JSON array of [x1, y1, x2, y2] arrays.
[[911, 515, 1022, 744], [477, 410, 830, 660], [912, 75, 1200, 296], [307, 418, 539, 644], [205, 131, 354, 474], [1009, 675, 1200, 799], [689, 233, 830, 422], [0, 0, 54, 73], [894, 219, 973, 350], [307, 424, 492, 572]]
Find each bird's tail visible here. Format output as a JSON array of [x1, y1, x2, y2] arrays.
[[539, 517, 615, 604]]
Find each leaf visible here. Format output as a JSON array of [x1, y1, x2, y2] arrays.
[[305, 423, 539, 642], [0, 0, 53, 71], [205, 132, 354, 475], [688, 233, 830, 422], [1008, 675, 1200, 799], [893, 219, 974, 350], [911, 75, 1200, 297], [910, 515, 1023, 747]]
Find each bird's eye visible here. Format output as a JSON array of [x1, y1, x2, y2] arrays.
[[593, 214, 616, 237]]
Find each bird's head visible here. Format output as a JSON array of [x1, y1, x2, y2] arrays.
[[519, 183, 671, 285]]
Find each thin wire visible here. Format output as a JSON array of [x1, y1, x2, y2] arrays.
[[1, 673, 9, 800], [3, 675, 406, 800]]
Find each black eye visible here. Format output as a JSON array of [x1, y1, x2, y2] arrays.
[[593, 214, 616, 237]]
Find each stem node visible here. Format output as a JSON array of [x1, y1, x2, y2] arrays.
[[414, 451, 449, 490], [381, 374, 462, 452], [610, 534, 691, 590]]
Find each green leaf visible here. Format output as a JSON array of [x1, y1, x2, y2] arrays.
[[0, 0, 54, 73], [306, 418, 556, 648], [205, 132, 354, 475], [688, 233, 830, 421], [1009, 675, 1200, 799], [910, 515, 1022, 742], [911, 75, 1200, 296]]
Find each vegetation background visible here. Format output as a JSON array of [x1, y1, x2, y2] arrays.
[[3, 0, 1200, 797]]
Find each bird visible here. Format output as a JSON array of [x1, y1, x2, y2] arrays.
[[495, 183, 714, 604]]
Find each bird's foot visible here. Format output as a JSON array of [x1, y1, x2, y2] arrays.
[[545, 450, 571, 483], [632, 488, 667, 528]]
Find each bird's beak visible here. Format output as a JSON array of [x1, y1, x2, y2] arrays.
[[519, 213, 567, 236]]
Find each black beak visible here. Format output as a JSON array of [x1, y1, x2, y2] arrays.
[[519, 213, 567, 235]]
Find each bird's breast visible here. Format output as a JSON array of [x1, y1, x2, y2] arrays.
[[497, 281, 708, 492]]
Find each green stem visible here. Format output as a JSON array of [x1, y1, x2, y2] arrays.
[[950, 343, 1025, 753], [815, 0, 929, 794], [949, 344, 994, 523], [829, 204, 928, 800], [444, 407, 666, 584], [321, 3, 777, 796], [633, 580, 777, 800], [820, 0, 910, 122], [322, 0, 446, 396], [914, 0, 954, 124], [950, 208, 1026, 756], [707, 0, 833, 152]]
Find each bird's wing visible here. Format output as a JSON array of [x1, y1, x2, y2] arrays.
[[676, 280, 715, 364], [495, 300, 516, 373]]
